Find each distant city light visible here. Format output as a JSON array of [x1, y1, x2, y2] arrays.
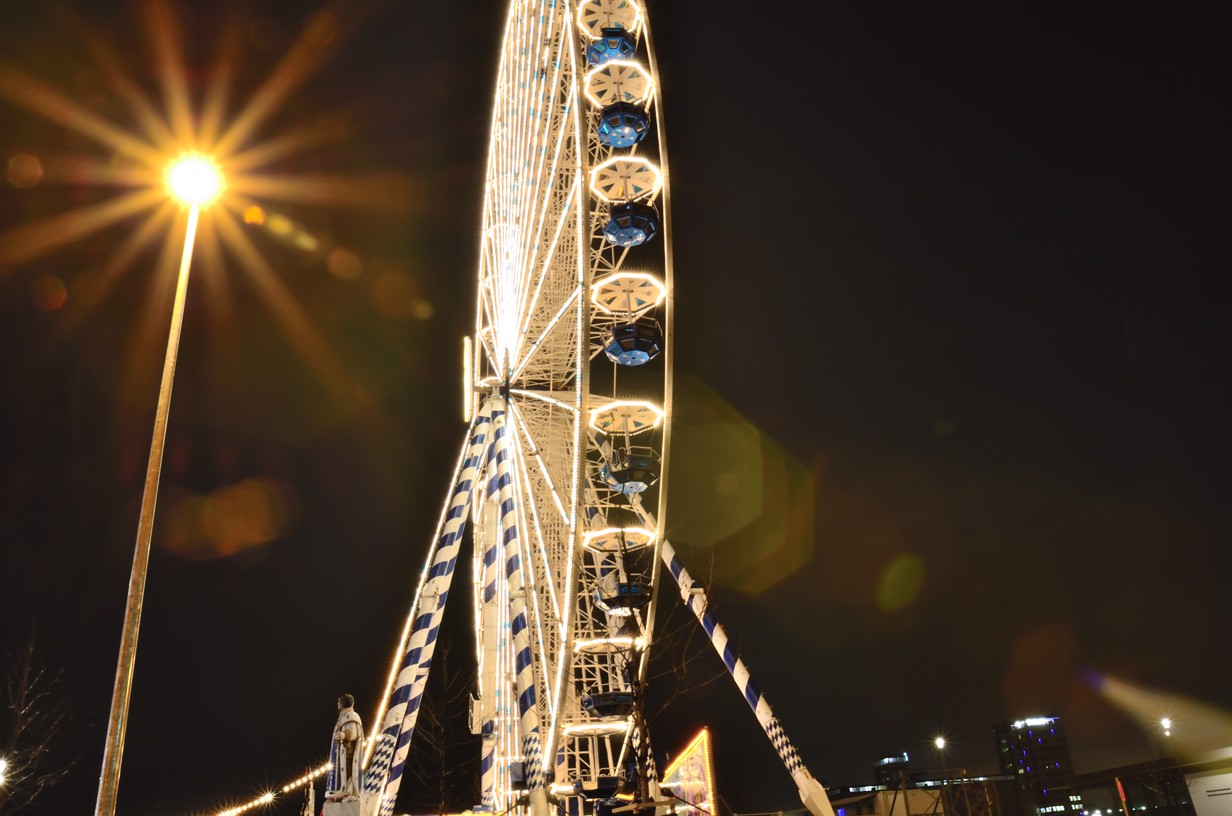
[[875, 753, 910, 766], [1012, 717, 1057, 729]]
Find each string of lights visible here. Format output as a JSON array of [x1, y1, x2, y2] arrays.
[[211, 762, 330, 816]]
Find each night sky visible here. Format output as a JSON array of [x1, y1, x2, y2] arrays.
[[1, 2, 1228, 815]]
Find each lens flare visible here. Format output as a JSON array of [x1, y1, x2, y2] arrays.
[[876, 553, 925, 612], [1092, 672, 1232, 760]]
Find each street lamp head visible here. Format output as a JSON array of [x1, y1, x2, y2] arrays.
[[934, 736, 947, 750], [1160, 717, 1173, 735], [165, 153, 223, 207]]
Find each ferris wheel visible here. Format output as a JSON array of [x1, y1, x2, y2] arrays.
[[459, 0, 673, 805], [258, 3, 833, 816], [357, 1, 673, 812], [205, 2, 839, 815], [464, 0, 672, 808]]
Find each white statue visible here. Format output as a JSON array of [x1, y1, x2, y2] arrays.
[[326, 693, 364, 802]]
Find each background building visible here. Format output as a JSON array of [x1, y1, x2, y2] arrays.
[[876, 755, 913, 788], [995, 717, 1083, 815], [1050, 759, 1192, 816]]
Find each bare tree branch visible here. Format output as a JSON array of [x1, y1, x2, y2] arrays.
[[645, 548, 727, 729], [0, 625, 75, 816], [402, 638, 477, 813]]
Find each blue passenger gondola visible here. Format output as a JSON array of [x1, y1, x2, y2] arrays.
[[603, 317, 663, 366], [595, 582, 653, 615], [581, 690, 635, 717], [587, 27, 637, 66], [601, 445, 661, 494], [603, 200, 659, 246], [597, 102, 651, 148]]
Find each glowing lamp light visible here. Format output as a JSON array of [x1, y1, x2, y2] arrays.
[[582, 525, 655, 553], [563, 720, 631, 737], [165, 153, 224, 207], [591, 271, 666, 315], [574, 635, 645, 654], [589, 400, 664, 435], [934, 736, 947, 750]]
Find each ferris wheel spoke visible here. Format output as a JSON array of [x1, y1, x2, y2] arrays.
[[514, 486, 565, 637], [516, 175, 578, 323], [477, 324, 500, 379], [507, 388, 579, 414], [510, 33, 575, 303], [509, 414, 565, 622], [507, 398, 581, 775], [515, 112, 576, 297], [507, 398, 581, 682], [511, 177, 581, 368], [478, 283, 496, 342], [507, 440, 562, 734], [507, 399, 574, 528], [510, 226, 585, 387], [502, 6, 550, 227], [511, 286, 581, 384], [498, 7, 568, 317]]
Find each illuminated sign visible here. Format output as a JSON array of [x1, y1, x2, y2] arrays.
[[661, 728, 716, 816]]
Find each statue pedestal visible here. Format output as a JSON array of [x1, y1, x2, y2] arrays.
[[322, 798, 364, 816]]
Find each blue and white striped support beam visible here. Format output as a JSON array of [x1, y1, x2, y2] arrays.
[[629, 726, 661, 797], [365, 402, 495, 816], [362, 733, 396, 801], [477, 432, 506, 811], [478, 739, 497, 812], [491, 406, 550, 816], [661, 540, 836, 816]]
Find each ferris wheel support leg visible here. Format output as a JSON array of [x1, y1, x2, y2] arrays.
[[629, 725, 662, 802], [660, 541, 836, 816], [364, 401, 495, 816], [475, 423, 506, 810], [492, 406, 550, 816]]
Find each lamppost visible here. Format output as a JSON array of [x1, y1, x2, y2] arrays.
[[933, 735, 961, 776], [1156, 717, 1175, 760], [94, 153, 224, 816]]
